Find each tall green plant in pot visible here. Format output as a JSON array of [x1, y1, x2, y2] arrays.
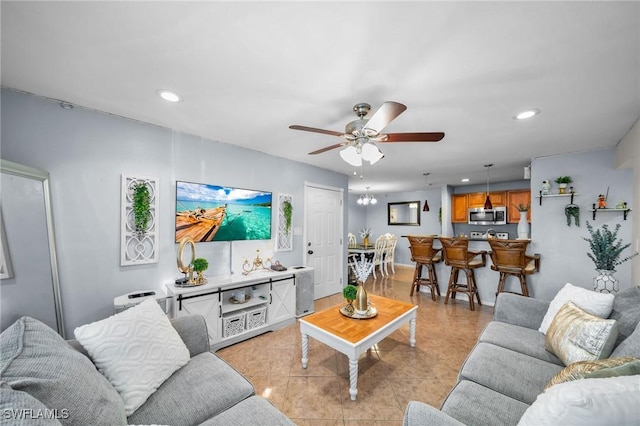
[[132, 183, 151, 239], [583, 221, 638, 293]]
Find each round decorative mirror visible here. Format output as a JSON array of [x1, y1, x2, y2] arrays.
[[177, 237, 195, 274]]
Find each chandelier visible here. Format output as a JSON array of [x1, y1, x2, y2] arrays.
[[357, 187, 377, 206], [340, 139, 384, 167]]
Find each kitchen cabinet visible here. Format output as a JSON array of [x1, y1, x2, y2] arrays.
[[507, 190, 531, 223], [468, 191, 507, 207], [451, 194, 468, 223]]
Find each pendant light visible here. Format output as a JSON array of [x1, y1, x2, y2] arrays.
[[484, 164, 493, 210], [422, 172, 430, 212]]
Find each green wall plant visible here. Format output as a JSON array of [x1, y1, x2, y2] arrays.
[[283, 199, 293, 234], [132, 183, 151, 238]]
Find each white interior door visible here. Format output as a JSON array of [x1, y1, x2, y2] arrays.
[[304, 183, 343, 299]]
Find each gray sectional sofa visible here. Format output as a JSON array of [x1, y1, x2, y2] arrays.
[[403, 288, 640, 426], [1, 314, 294, 426]]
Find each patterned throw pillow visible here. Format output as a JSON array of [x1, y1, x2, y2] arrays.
[[539, 283, 615, 334], [74, 298, 190, 416], [545, 301, 618, 365], [545, 357, 638, 390]]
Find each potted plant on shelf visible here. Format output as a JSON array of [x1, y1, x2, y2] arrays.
[[583, 221, 638, 293], [132, 182, 151, 239], [192, 257, 209, 285], [554, 176, 573, 194]]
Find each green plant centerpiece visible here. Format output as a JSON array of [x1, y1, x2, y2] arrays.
[[583, 222, 637, 271], [192, 257, 209, 285], [132, 183, 151, 238], [282, 199, 293, 235], [554, 176, 573, 194], [343, 284, 357, 303]]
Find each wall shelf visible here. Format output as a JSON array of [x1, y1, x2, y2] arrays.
[[588, 207, 632, 221], [535, 191, 577, 206]]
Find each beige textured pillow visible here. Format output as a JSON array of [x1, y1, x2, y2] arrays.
[[544, 301, 618, 366], [545, 357, 638, 390]]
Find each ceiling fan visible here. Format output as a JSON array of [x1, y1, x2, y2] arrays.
[[289, 101, 444, 166]]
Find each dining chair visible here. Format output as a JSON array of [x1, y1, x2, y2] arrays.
[[487, 239, 540, 297], [347, 233, 357, 248], [371, 237, 388, 279], [439, 236, 486, 311], [382, 234, 397, 275], [406, 235, 442, 300]]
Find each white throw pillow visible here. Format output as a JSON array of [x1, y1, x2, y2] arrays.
[[538, 283, 614, 334], [517, 375, 640, 426], [74, 298, 190, 416]]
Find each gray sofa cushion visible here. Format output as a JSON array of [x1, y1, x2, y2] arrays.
[[609, 287, 640, 345], [0, 317, 127, 426], [493, 293, 549, 330], [403, 401, 465, 426], [200, 395, 296, 426], [459, 342, 562, 404], [440, 380, 529, 426], [479, 322, 564, 366], [0, 382, 62, 425], [611, 321, 640, 358], [127, 351, 255, 426]]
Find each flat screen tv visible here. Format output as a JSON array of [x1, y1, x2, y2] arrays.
[[175, 181, 272, 243]]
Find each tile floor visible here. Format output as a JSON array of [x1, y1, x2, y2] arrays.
[[217, 266, 494, 425]]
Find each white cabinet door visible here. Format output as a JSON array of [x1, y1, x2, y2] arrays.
[[268, 277, 295, 324], [176, 293, 220, 343]]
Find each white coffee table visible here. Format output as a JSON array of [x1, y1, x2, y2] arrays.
[[299, 294, 417, 400]]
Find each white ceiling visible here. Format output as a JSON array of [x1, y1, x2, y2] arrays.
[[2, 1, 639, 195]]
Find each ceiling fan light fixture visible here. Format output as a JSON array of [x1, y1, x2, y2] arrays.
[[361, 142, 384, 164], [340, 145, 362, 166]]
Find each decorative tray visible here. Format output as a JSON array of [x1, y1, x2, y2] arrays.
[[339, 304, 378, 319], [229, 295, 250, 304], [174, 280, 206, 288]]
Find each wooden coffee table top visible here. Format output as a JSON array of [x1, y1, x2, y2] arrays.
[[299, 294, 416, 344]]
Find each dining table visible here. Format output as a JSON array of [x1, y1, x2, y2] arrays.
[[347, 243, 376, 255]]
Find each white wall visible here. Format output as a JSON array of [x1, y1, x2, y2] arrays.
[[615, 118, 639, 284], [1, 89, 348, 336], [529, 148, 634, 300]]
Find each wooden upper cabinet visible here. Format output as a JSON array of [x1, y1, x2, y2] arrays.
[[507, 189, 531, 223], [467, 191, 507, 208], [451, 194, 468, 223]]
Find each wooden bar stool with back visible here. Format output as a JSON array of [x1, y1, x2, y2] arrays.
[[439, 236, 486, 311], [487, 238, 540, 297], [406, 235, 442, 300]]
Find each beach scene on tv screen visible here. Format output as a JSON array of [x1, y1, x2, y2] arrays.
[[176, 181, 271, 242]]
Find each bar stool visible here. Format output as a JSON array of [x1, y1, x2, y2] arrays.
[[439, 236, 486, 311], [488, 239, 540, 297], [406, 235, 442, 300]]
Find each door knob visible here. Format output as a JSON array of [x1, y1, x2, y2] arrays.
[[307, 250, 314, 255]]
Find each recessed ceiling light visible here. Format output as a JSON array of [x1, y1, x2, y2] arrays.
[[157, 89, 182, 103], [514, 109, 540, 120], [461, 178, 470, 182]]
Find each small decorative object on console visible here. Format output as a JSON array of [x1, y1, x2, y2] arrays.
[[242, 249, 272, 275]]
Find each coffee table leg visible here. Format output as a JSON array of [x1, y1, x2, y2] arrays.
[[349, 357, 358, 400], [301, 333, 309, 369], [409, 317, 416, 347]]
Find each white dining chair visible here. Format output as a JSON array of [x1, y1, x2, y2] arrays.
[[383, 234, 398, 275], [371, 237, 388, 279], [347, 233, 357, 248]]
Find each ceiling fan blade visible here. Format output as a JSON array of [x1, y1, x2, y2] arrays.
[[308, 142, 348, 155], [363, 101, 407, 134], [382, 132, 445, 142], [289, 125, 344, 137]]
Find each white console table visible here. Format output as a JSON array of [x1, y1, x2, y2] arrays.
[[166, 267, 313, 351]]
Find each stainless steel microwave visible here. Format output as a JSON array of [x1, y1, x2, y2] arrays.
[[468, 206, 507, 225]]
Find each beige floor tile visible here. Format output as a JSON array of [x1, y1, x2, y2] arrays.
[[216, 266, 493, 424]]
